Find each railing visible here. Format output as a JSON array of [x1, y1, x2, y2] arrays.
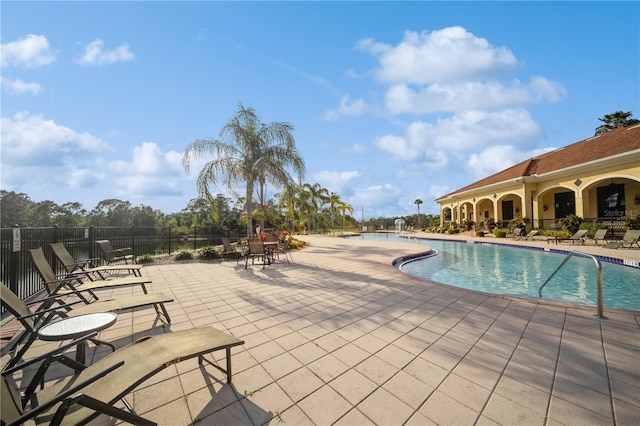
[[538, 251, 605, 319], [0, 225, 244, 307]]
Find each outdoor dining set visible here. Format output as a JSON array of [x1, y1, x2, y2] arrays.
[[221, 233, 294, 268]]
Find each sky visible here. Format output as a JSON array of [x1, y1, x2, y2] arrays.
[[2, 1, 639, 219]]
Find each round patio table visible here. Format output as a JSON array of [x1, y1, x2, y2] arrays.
[[38, 312, 118, 363]]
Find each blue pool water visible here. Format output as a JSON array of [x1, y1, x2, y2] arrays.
[[356, 233, 639, 311]]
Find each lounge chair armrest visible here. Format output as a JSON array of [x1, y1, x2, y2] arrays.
[[113, 247, 133, 256], [6, 360, 125, 426], [2, 332, 98, 376], [20, 299, 82, 320]]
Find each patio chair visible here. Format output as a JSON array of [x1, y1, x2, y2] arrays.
[[273, 235, 293, 264], [1, 282, 173, 369], [96, 240, 135, 265], [220, 237, 244, 264], [603, 229, 640, 250], [50, 242, 142, 279], [591, 228, 610, 246], [30, 248, 151, 304], [245, 239, 269, 269], [523, 230, 539, 240], [1, 326, 244, 426], [511, 228, 523, 239]]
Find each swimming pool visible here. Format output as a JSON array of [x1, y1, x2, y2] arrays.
[[356, 233, 639, 311]]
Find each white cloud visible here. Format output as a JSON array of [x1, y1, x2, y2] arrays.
[[428, 184, 452, 200], [358, 27, 517, 85], [107, 142, 185, 198], [385, 78, 567, 115], [325, 95, 367, 121], [109, 142, 183, 176], [0, 111, 108, 166], [375, 109, 542, 161], [0, 77, 42, 95], [350, 184, 403, 216], [374, 134, 417, 161], [67, 168, 105, 189], [1, 34, 55, 68], [314, 170, 361, 195], [466, 144, 556, 180], [340, 144, 367, 154], [75, 39, 135, 66]]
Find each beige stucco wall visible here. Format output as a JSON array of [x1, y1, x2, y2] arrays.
[[437, 151, 640, 228]]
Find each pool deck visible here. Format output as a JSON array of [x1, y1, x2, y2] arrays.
[[4, 232, 639, 425]]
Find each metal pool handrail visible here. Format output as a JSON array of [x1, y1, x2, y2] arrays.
[[538, 251, 605, 319]]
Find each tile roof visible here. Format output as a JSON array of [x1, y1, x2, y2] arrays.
[[437, 124, 640, 199]]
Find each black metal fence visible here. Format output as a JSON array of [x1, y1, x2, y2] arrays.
[[1, 225, 244, 307]]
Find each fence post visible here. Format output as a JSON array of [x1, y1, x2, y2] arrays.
[[9, 225, 20, 295], [88, 226, 95, 262], [131, 226, 136, 259], [193, 226, 197, 251], [168, 226, 172, 255]]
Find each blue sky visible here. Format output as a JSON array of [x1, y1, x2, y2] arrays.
[[2, 1, 638, 218]]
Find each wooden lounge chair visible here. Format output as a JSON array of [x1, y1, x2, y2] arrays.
[[30, 248, 151, 304], [50, 242, 142, 279], [1, 282, 173, 369], [591, 228, 610, 246], [1, 327, 244, 426], [603, 229, 640, 250], [96, 239, 135, 265]]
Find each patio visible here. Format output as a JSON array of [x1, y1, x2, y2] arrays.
[[4, 233, 640, 425]]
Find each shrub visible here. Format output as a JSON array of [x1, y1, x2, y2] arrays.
[[136, 253, 154, 264], [173, 250, 193, 261], [289, 237, 306, 249], [463, 219, 475, 231], [475, 230, 484, 237], [559, 214, 583, 235], [579, 221, 608, 238], [544, 230, 570, 240], [493, 229, 507, 238], [624, 214, 640, 230], [447, 228, 460, 234], [509, 215, 530, 231], [197, 245, 220, 260]]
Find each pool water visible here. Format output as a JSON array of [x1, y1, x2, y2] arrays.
[[357, 233, 639, 311]]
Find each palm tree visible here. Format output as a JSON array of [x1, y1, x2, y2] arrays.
[[301, 182, 329, 233], [182, 103, 306, 239], [337, 201, 354, 233], [414, 199, 423, 229], [327, 192, 341, 234]]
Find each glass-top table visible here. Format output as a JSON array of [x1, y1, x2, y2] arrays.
[[38, 312, 118, 363]]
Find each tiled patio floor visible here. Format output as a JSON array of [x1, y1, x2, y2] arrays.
[[4, 233, 640, 425]]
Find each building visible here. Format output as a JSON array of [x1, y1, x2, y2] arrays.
[[435, 125, 640, 231]]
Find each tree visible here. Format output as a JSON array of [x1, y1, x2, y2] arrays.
[[414, 199, 423, 229], [182, 103, 306, 239], [301, 183, 329, 233], [595, 110, 640, 135], [0, 191, 34, 227], [327, 192, 341, 233], [337, 201, 354, 232], [89, 199, 132, 226]]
